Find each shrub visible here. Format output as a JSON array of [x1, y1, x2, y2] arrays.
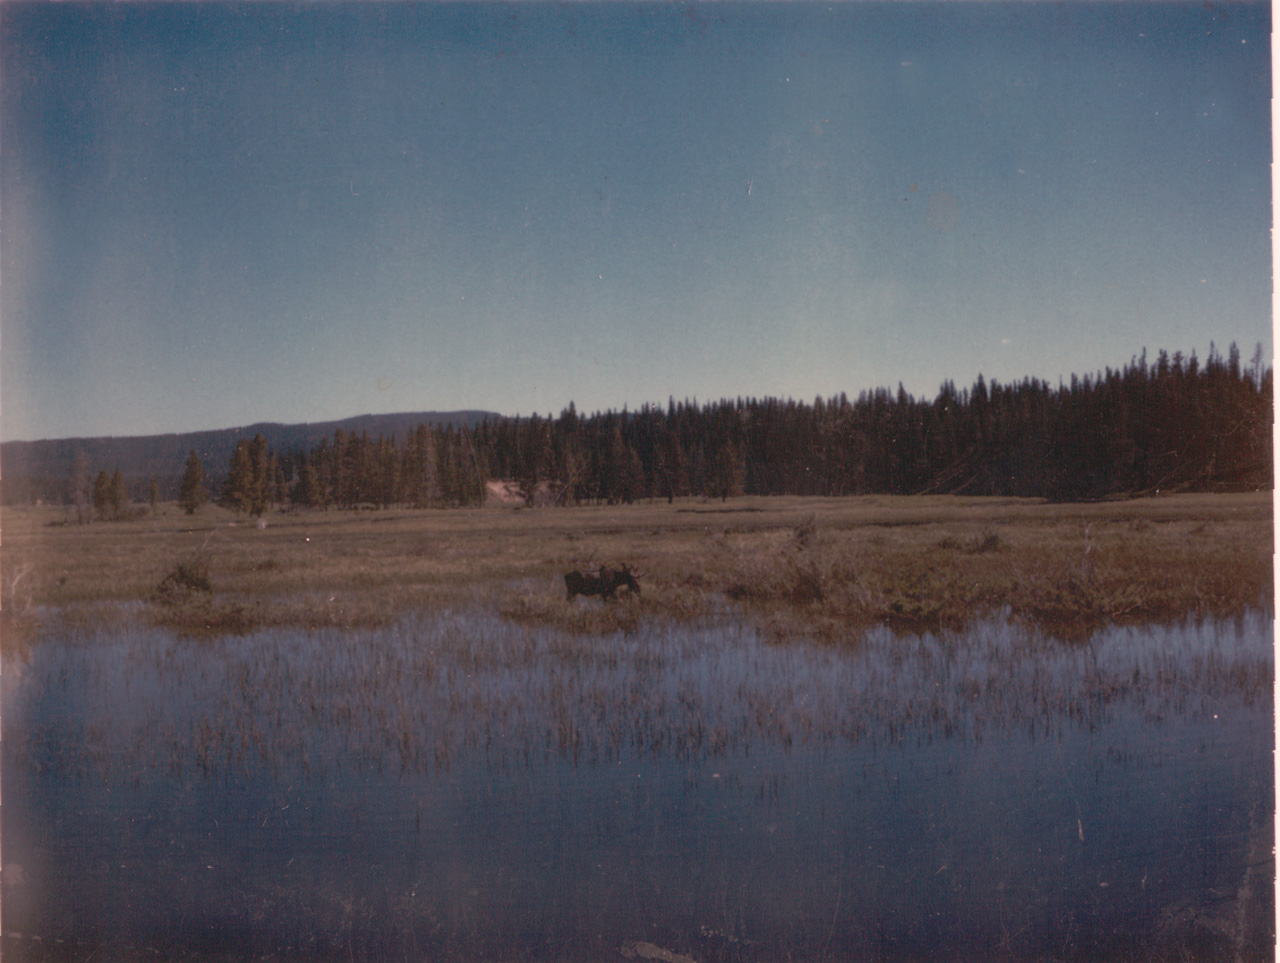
[[153, 554, 212, 603], [970, 531, 1001, 554]]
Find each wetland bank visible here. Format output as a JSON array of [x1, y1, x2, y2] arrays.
[[3, 492, 1270, 638], [1, 494, 1273, 961]]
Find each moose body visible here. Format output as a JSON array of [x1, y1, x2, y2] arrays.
[[565, 564, 640, 601], [564, 569, 606, 600]]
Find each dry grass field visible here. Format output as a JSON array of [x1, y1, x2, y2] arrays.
[[1, 492, 1271, 643]]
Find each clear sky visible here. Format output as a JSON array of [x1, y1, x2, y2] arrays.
[[1, 1, 1271, 442]]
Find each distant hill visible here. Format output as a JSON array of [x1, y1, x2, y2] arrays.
[[1, 410, 500, 504]]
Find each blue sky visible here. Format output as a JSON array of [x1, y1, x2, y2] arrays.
[[1, 2, 1271, 442]]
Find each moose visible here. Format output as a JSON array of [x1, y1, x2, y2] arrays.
[[564, 563, 641, 601]]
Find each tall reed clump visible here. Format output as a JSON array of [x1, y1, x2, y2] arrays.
[[725, 515, 828, 607], [149, 550, 261, 636], [720, 514, 941, 640], [152, 552, 213, 602], [721, 517, 875, 643], [0, 561, 38, 656], [737, 518, 960, 635]]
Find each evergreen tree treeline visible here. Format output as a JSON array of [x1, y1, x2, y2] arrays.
[[217, 345, 1271, 512]]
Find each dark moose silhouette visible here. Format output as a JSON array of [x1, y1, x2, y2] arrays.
[[565, 564, 641, 601]]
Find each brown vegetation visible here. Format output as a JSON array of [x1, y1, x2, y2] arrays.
[[0, 492, 1271, 643]]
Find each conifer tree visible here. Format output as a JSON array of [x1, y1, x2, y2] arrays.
[[292, 461, 320, 508], [248, 434, 270, 515], [409, 424, 441, 507], [710, 440, 745, 501], [223, 441, 254, 513], [92, 470, 111, 519], [437, 429, 460, 506], [70, 449, 92, 524], [179, 451, 208, 515], [109, 469, 128, 519], [270, 453, 287, 506]]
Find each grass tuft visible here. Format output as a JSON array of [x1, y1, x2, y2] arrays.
[[970, 530, 1001, 553], [152, 553, 213, 603]]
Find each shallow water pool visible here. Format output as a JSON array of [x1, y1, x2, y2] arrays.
[[2, 611, 1272, 961]]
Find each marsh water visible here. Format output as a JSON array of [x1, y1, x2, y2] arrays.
[[2, 610, 1272, 962]]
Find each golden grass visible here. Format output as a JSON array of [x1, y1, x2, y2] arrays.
[[1, 492, 1271, 641]]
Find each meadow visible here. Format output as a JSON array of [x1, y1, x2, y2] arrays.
[[2, 492, 1270, 643]]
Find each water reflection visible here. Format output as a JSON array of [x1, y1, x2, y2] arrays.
[[3, 612, 1273, 961]]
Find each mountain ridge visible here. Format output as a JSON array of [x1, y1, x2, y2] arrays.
[[1, 409, 500, 502]]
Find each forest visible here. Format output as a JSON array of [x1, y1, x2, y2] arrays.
[[191, 344, 1271, 514], [32, 344, 1275, 516]]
